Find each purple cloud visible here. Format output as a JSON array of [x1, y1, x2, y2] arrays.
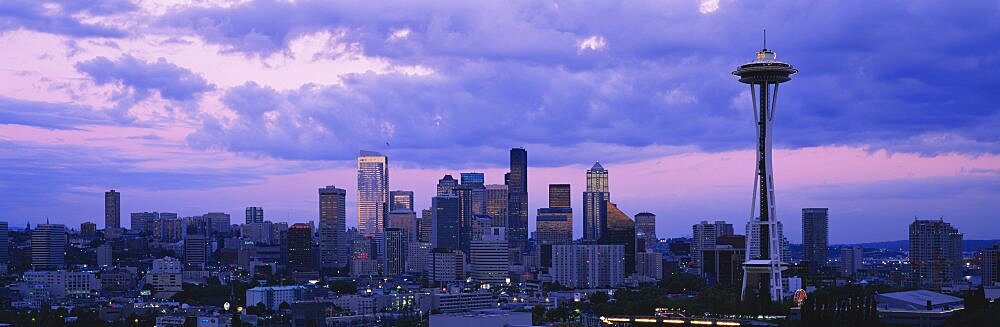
[[75, 55, 215, 101], [0, 0, 135, 38]]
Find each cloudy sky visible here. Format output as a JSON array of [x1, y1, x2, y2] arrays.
[[1, 0, 998, 243]]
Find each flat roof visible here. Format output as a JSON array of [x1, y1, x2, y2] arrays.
[[879, 290, 962, 305]]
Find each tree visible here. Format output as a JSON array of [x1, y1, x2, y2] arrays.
[[531, 305, 546, 325], [590, 291, 609, 304]]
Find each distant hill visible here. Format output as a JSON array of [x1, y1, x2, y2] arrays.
[[833, 240, 1000, 252]]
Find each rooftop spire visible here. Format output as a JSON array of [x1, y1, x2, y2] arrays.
[[763, 28, 767, 50]]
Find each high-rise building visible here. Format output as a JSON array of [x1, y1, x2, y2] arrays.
[[485, 184, 509, 228], [746, 218, 791, 265], [470, 227, 509, 286], [357, 150, 389, 235], [635, 212, 657, 251], [80, 221, 97, 238], [319, 186, 347, 270], [601, 202, 636, 275], [419, 209, 433, 243], [390, 190, 414, 212], [536, 208, 573, 246], [507, 148, 528, 254], [460, 172, 485, 188], [246, 207, 264, 224], [388, 210, 418, 242], [385, 228, 408, 275], [703, 245, 746, 287], [97, 243, 113, 268], [183, 233, 209, 270], [636, 252, 663, 281], [551, 244, 624, 289], [0, 221, 8, 268], [548, 184, 571, 209], [131, 212, 158, 234], [583, 162, 609, 241], [31, 223, 66, 270], [909, 219, 963, 290], [454, 185, 476, 254], [429, 248, 465, 285], [734, 43, 797, 302], [432, 195, 460, 250], [983, 244, 1000, 287], [802, 208, 830, 273], [840, 246, 864, 277], [692, 221, 718, 275], [288, 223, 315, 272], [436, 175, 458, 196], [715, 221, 735, 237], [203, 212, 232, 236], [105, 189, 120, 230]]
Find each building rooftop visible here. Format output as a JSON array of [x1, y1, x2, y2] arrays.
[[878, 290, 962, 307]]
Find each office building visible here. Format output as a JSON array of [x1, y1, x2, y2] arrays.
[[390, 190, 415, 212], [385, 228, 408, 275], [691, 221, 718, 275], [419, 208, 433, 242], [97, 243, 113, 268], [105, 189, 120, 230], [246, 286, 306, 310], [24, 270, 100, 299], [429, 248, 465, 285], [536, 208, 573, 246], [551, 244, 625, 289], [982, 244, 1000, 287], [183, 233, 209, 269], [460, 172, 485, 188], [840, 246, 864, 277], [288, 223, 314, 272], [437, 175, 458, 195], [909, 219, 963, 290], [407, 241, 432, 274], [388, 210, 418, 242], [0, 221, 8, 268], [357, 150, 389, 235], [80, 221, 97, 238], [583, 162, 609, 241], [243, 206, 263, 224], [507, 147, 528, 254], [432, 195, 461, 250], [601, 202, 636, 274], [636, 251, 663, 281], [548, 183, 571, 208], [485, 184, 509, 228], [802, 208, 829, 273], [635, 212, 656, 251], [31, 223, 66, 270], [746, 217, 791, 264], [319, 185, 347, 270], [203, 212, 232, 236], [131, 212, 158, 234], [454, 185, 475, 254], [703, 245, 746, 287], [470, 227, 510, 286]]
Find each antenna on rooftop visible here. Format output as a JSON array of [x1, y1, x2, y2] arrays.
[[763, 28, 767, 49]]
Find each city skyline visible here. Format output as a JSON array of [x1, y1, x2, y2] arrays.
[[1, 1, 999, 244]]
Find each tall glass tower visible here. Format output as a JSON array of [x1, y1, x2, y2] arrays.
[[733, 41, 797, 303], [583, 162, 609, 241], [507, 148, 528, 253], [357, 151, 389, 235]]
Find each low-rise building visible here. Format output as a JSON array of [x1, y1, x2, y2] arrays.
[[246, 286, 306, 310], [876, 290, 964, 327]]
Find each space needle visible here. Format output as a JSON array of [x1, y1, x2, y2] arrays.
[[733, 33, 797, 303]]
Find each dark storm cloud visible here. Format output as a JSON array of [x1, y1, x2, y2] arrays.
[[75, 55, 215, 102]]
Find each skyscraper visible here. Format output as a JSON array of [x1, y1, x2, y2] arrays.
[[389, 190, 414, 212], [454, 185, 475, 254], [0, 221, 8, 268], [583, 162, 609, 241], [387, 210, 418, 242], [601, 202, 636, 275], [983, 244, 1000, 287], [507, 148, 528, 253], [288, 223, 314, 272], [460, 172, 485, 188], [485, 184, 509, 228], [357, 150, 389, 235], [746, 217, 790, 265], [319, 186, 347, 270], [548, 184, 571, 209], [551, 244, 625, 289], [246, 206, 264, 224], [635, 212, 657, 251], [432, 195, 460, 250], [419, 208, 433, 243], [840, 246, 864, 277], [470, 227, 509, 286], [385, 228, 408, 275], [909, 219, 963, 290], [184, 233, 209, 270], [536, 208, 573, 246], [734, 42, 797, 302], [802, 208, 829, 273], [105, 189, 120, 230], [692, 221, 718, 276], [131, 212, 157, 234], [436, 175, 458, 196], [32, 223, 66, 270]]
